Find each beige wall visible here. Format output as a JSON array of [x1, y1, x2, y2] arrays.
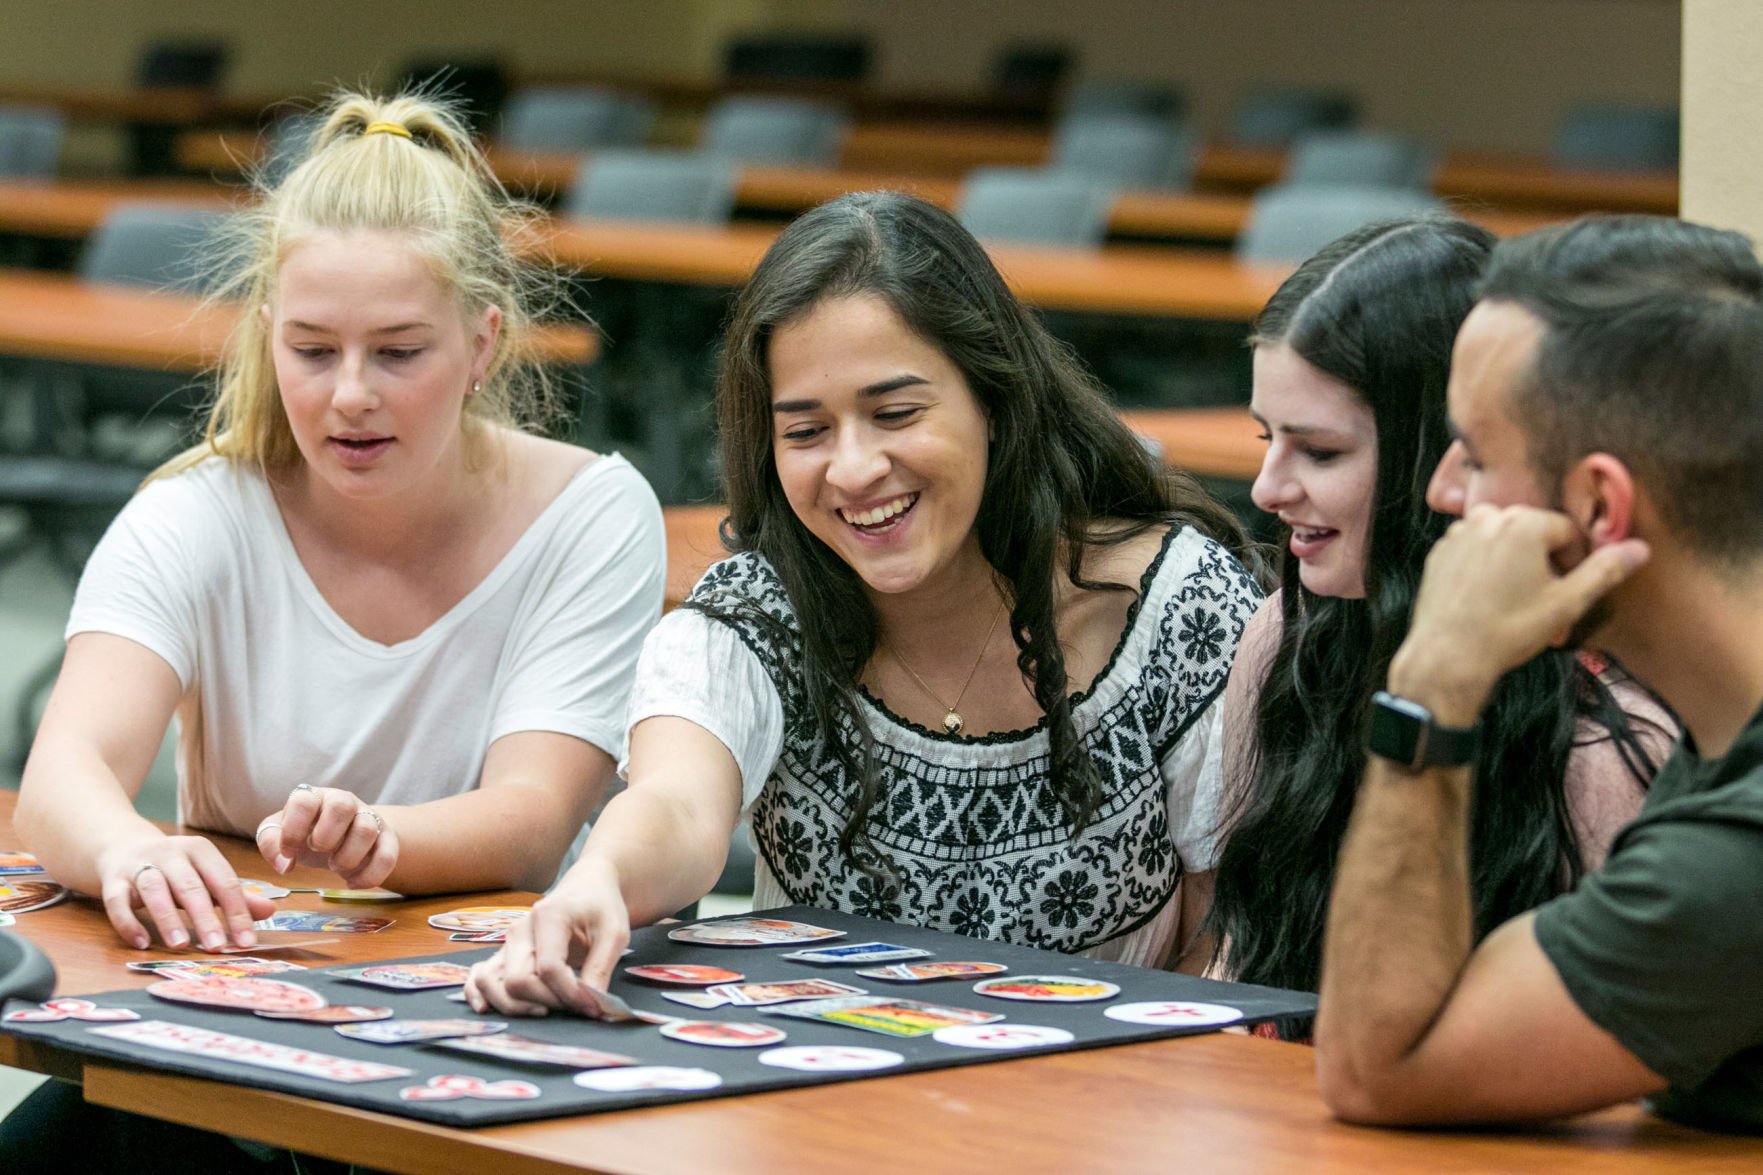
[[1681, 0, 1763, 243], [0, 0, 1680, 155]]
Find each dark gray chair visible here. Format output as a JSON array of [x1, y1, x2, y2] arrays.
[[1050, 112, 1198, 190], [80, 203, 230, 294], [0, 106, 65, 177], [397, 57, 510, 134], [1283, 130, 1435, 190], [991, 42, 1073, 105], [1553, 105, 1679, 171], [1230, 87, 1359, 147], [1237, 183, 1444, 266], [0, 929, 56, 1003], [958, 167, 1115, 246], [130, 40, 231, 174], [724, 34, 871, 86], [700, 96, 848, 167], [501, 87, 656, 154], [564, 150, 736, 224]]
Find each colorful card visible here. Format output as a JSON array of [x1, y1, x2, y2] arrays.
[[238, 879, 291, 900], [972, 975, 1119, 1003], [255, 912, 391, 934], [336, 1019, 507, 1045], [332, 961, 472, 991], [706, 979, 867, 1007], [781, 941, 931, 965], [0, 850, 45, 876], [855, 961, 1007, 982], [579, 984, 643, 1022], [5, 998, 139, 1024], [765, 995, 1002, 1038], [256, 1005, 394, 1024], [624, 964, 744, 986], [666, 917, 845, 947], [659, 1020, 786, 1048], [448, 930, 506, 943], [426, 907, 529, 934], [661, 990, 729, 1010], [127, 957, 308, 979], [146, 976, 328, 1015], [436, 1032, 639, 1069], [400, 1074, 539, 1101], [91, 1020, 410, 1084], [0, 880, 67, 914]]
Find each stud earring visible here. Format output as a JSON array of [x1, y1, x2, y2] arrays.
[[471, 380, 482, 395]]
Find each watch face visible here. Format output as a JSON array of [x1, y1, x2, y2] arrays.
[[1367, 692, 1424, 767]]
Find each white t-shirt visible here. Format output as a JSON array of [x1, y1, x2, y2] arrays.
[[625, 526, 1260, 967], [67, 454, 663, 836]]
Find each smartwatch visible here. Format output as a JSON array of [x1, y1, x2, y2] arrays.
[[1366, 690, 1480, 771]]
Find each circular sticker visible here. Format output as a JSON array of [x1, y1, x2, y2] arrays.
[[972, 975, 1120, 1003], [1103, 1001, 1244, 1028], [625, 964, 745, 987], [757, 1045, 905, 1073], [147, 976, 327, 1015], [256, 1004, 394, 1024], [931, 1023, 1076, 1050], [238, 879, 291, 900], [0, 880, 68, 915], [660, 1020, 786, 1048], [575, 1065, 724, 1092], [427, 906, 530, 934]]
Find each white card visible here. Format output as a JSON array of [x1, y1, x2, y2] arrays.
[[89, 1020, 412, 1083]]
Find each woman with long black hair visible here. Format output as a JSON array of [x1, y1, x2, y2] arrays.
[[1208, 217, 1675, 1028]]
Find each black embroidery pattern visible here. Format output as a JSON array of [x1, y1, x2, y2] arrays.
[[687, 531, 1259, 954]]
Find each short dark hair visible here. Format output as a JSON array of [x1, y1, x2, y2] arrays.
[[1479, 215, 1763, 566]]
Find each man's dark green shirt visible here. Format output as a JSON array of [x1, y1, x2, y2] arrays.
[[1534, 704, 1763, 1133]]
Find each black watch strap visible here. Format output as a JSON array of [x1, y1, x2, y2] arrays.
[[1367, 690, 1480, 771]]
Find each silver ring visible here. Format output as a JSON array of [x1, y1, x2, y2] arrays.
[[254, 821, 282, 842], [131, 863, 162, 887], [359, 808, 384, 833], [293, 783, 316, 794]]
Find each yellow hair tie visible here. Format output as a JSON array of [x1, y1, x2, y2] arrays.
[[363, 121, 413, 140]]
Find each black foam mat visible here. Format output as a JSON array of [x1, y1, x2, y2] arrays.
[[1, 905, 1316, 1127]]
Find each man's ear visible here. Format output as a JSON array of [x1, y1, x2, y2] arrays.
[[1561, 453, 1636, 546]]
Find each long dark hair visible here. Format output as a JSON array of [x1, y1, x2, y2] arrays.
[[1210, 217, 1662, 1013], [701, 190, 1252, 865]]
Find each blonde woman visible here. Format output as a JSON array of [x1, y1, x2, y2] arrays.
[[15, 91, 661, 960]]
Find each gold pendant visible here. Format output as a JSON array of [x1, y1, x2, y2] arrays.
[[943, 710, 964, 735]]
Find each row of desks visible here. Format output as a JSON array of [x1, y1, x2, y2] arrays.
[[2, 788, 1753, 1173]]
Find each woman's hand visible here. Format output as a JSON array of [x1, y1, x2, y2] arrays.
[[256, 784, 398, 889], [465, 855, 631, 1017], [96, 832, 277, 951]]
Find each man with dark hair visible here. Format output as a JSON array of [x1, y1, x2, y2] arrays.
[[1315, 215, 1763, 1133]]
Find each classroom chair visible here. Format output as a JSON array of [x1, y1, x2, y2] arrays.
[[990, 42, 1074, 106], [0, 105, 65, 177], [957, 167, 1115, 246], [0, 930, 56, 1002], [563, 149, 737, 224], [129, 39, 231, 174], [81, 203, 230, 294], [1237, 183, 1444, 265], [1553, 104, 1679, 171], [1229, 86, 1359, 147], [700, 96, 849, 167], [1062, 80, 1186, 121], [1283, 130, 1435, 190], [724, 34, 872, 86], [500, 87, 656, 154], [1050, 111, 1198, 190]]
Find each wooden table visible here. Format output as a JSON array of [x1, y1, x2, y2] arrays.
[[3, 790, 1757, 1173], [0, 269, 596, 373], [0, 178, 235, 240], [1123, 407, 1263, 481]]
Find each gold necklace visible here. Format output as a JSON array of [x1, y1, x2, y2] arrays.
[[888, 599, 1006, 736]]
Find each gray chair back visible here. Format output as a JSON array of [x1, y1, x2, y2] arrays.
[[565, 150, 736, 224], [1283, 130, 1435, 190], [0, 930, 56, 1003], [1230, 87, 1358, 147], [957, 167, 1114, 247], [700, 96, 848, 166], [502, 87, 656, 153], [1051, 112, 1198, 190], [80, 203, 231, 293], [1238, 184, 1444, 266], [0, 105, 64, 177], [1553, 105, 1679, 171]]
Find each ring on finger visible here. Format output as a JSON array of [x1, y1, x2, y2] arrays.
[[293, 783, 316, 794], [132, 863, 162, 887], [254, 821, 282, 842], [358, 808, 384, 833]]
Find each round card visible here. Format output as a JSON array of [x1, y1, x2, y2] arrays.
[[932, 1023, 1076, 1050], [238, 879, 291, 900], [427, 906, 530, 933], [256, 1004, 394, 1024], [625, 964, 745, 987], [147, 976, 327, 1015], [0, 880, 68, 914], [1104, 1001, 1244, 1028], [972, 975, 1120, 1003], [855, 961, 1008, 981], [758, 1045, 905, 1073], [575, 1065, 724, 1092], [0, 850, 45, 873], [660, 1020, 786, 1048]]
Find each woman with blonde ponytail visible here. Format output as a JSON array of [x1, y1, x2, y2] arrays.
[[13, 90, 662, 964]]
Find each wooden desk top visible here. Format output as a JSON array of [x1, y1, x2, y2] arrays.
[[0, 269, 596, 373], [1123, 407, 1264, 481], [2, 788, 1755, 1173], [0, 178, 236, 239], [0, 84, 274, 127]]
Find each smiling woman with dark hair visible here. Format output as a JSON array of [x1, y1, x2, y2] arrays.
[[469, 191, 1263, 1012]]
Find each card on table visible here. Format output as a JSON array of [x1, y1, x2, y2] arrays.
[[855, 961, 1007, 982], [659, 1020, 787, 1048], [255, 913, 392, 934], [765, 995, 1002, 1038], [0, 880, 67, 914], [705, 979, 868, 1007], [127, 957, 308, 979], [256, 1004, 394, 1024], [781, 941, 931, 965], [435, 1032, 638, 1069], [0, 850, 45, 876], [332, 961, 473, 991], [336, 1019, 508, 1045], [972, 975, 1120, 1003], [90, 1020, 411, 1084], [146, 976, 329, 1015], [666, 917, 845, 947], [426, 907, 529, 934], [624, 964, 744, 986]]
